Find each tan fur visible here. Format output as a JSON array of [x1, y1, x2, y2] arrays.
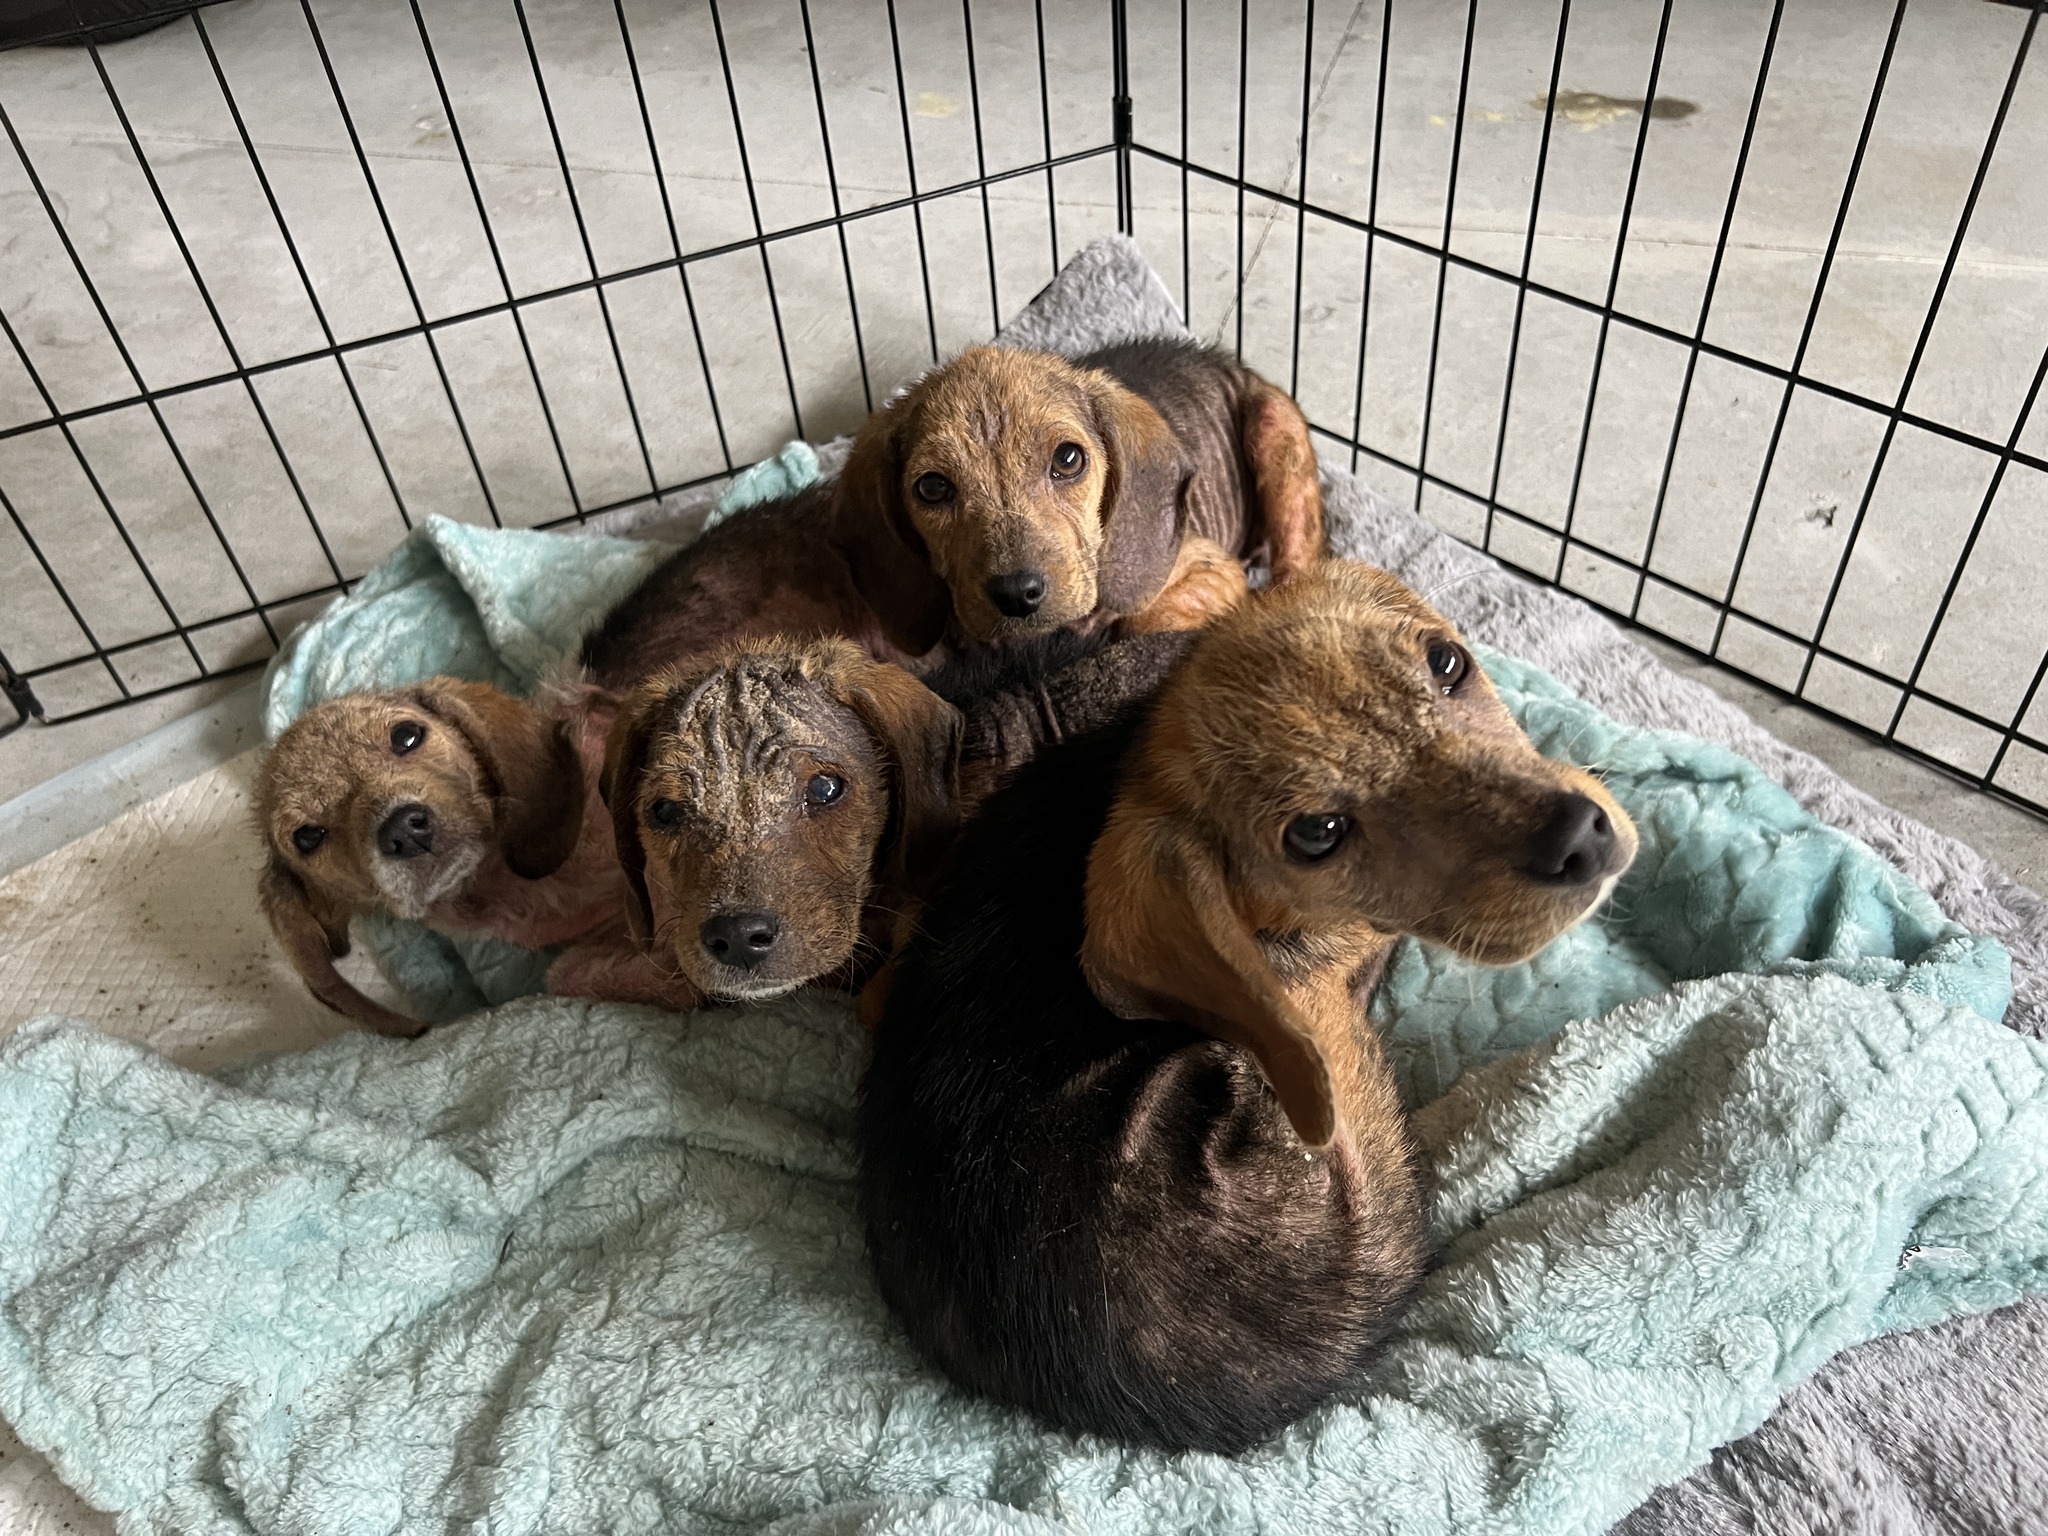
[[603, 638, 962, 1004], [1081, 560, 1638, 1148], [255, 678, 673, 1036]]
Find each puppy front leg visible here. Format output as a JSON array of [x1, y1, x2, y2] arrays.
[[1121, 535, 1248, 635], [547, 937, 703, 1013]]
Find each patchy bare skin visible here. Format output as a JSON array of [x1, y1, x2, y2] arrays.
[[833, 339, 1319, 654], [604, 639, 961, 1005]]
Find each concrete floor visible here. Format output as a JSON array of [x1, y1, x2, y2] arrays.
[[1, 0, 2045, 854]]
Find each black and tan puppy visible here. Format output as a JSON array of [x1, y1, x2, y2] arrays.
[[833, 338, 1311, 653], [860, 560, 1638, 1454]]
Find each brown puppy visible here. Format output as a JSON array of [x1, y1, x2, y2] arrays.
[[860, 559, 1638, 1453], [834, 337, 1321, 652], [256, 678, 682, 1036], [602, 639, 961, 1004]]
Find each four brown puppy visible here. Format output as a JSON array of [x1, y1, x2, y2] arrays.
[[834, 338, 1318, 652], [253, 339, 1634, 1455]]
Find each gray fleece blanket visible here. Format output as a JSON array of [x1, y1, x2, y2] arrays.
[[978, 238, 2048, 1536]]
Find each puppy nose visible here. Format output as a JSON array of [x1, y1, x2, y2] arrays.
[[985, 570, 1048, 618], [700, 910, 782, 970], [1521, 793, 1617, 887], [376, 803, 436, 860]]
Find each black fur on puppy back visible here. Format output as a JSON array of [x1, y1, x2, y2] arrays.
[[859, 712, 1427, 1456]]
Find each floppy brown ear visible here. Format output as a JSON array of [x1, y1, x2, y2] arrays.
[[831, 654, 964, 892], [258, 856, 425, 1038], [1087, 376, 1195, 617], [411, 678, 584, 880], [832, 415, 955, 656], [600, 690, 665, 947], [1080, 805, 1336, 1148]]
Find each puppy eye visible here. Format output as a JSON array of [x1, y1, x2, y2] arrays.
[[913, 472, 954, 505], [1049, 441, 1086, 480], [390, 720, 427, 754], [1426, 641, 1469, 696], [1283, 812, 1350, 861], [647, 798, 683, 829], [291, 825, 328, 856], [806, 772, 846, 807]]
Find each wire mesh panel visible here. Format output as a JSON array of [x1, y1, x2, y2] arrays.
[[3, 0, 2045, 828], [0, 0, 1120, 731], [1124, 0, 2048, 817]]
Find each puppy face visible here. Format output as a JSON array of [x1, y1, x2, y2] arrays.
[[255, 678, 584, 1034], [604, 640, 960, 1004], [836, 347, 1193, 652], [1084, 561, 1638, 1145]]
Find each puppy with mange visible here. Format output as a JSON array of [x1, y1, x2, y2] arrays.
[[601, 628, 1208, 1010], [860, 560, 1638, 1455], [257, 678, 682, 1036], [833, 337, 1317, 653], [602, 639, 962, 1004]]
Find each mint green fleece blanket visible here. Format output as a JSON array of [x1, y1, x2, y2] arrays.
[[1, 501, 2040, 1534]]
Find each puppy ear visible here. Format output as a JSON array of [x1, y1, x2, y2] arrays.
[[830, 653, 963, 891], [1088, 377, 1195, 617], [412, 679, 583, 880], [832, 415, 955, 656], [1080, 807, 1336, 1148], [600, 690, 665, 947], [258, 857, 425, 1038]]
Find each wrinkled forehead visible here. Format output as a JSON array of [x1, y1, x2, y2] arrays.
[[648, 664, 873, 796], [262, 694, 430, 810], [908, 355, 1096, 464]]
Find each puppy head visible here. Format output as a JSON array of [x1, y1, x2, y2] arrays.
[[835, 346, 1194, 650], [255, 678, 584, 1024], [602, 639, 961, 1003], [1082, 561, 1637, 1147]]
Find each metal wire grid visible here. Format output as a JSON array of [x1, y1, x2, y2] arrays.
[[2, 0, 2045, 832], [0, 0, 1117, 736], [1123, 0, 2048, 820]]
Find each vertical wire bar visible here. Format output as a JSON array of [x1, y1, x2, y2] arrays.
[[1548, 0, 1675, 584], [960, 0, 1004, 335], [0, 473, 125, 703], [885, 0, 943, 364], [297, 0, 514, 527], [1111, 0, 1132, 235], [1791, 3, 2042, 697], [1034, 0, 1061, 273], [1286, 0, 1317, 399], [1884, 336, 2048, 737], [1699, 0, 1910, 655], [1344, 0, 1394, 474], [400, 0, 586, 518], [1232, 0, 1249, 360], [1628, 0, 1783, 619], [1985, 645, 2048, 785], [191, 9, 437, 534], [705, 0, 808, 439], [1480, 0, 1572, 553], [611, 0, 734, 473], [0, 112, 206, 681], [1179, 0, 1191, 323], [797, 0, 874, 412], [87, 39, 337, 647], [0, 642, 42, 731], [508, 0, 660, 498], [1411, 0, 1481, 511]]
